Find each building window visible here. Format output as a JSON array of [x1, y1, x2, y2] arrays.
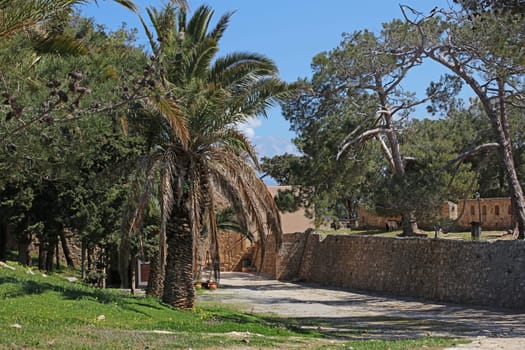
[[470, 205, 475, 216], [482, 205, 487, 216], [495, 205, 500, 216]]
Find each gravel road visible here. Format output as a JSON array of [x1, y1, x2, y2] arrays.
[[199, 272, 525, 349]]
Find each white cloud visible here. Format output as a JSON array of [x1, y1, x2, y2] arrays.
[[254, 136, 300, 159], [236, 117, 262, 139], [236, 117, 300, 159]]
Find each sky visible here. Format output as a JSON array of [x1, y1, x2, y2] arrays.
[[82, 0, 455, 159]]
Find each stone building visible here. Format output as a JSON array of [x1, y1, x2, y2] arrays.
[[456, 197, 512, 229], [356, 198, 512, 231]]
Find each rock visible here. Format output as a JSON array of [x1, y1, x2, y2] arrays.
[[0, 262, 15, 270], [26, 269, 35, 275], [151, 330, 176, 334], [64, 276, 78, 282], [11, 324, 22, 329], [97, 315, 105, 321]]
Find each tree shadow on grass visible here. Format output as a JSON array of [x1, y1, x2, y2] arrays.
[[220, 313, 489, 341], [0, 276, 119, 302]]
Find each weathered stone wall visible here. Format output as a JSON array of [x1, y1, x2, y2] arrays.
[[254, 232, 278, 277], [275, 231, 311, 280], [276, 232, 525, 309]]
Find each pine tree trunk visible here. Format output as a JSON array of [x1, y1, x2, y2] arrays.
[[55, 239, 60, 270], [490, 79, 525, 239], [81, 239, 87, 280], [499, 141, 525, 239], [17, 232, 32, 266], [39, 243, 48, 270], [0, 223, 7, 261], [400, 212, 418, 236], [162, 204, 195, 310], [87, 244, 93, 275], [119, 232, 131, 289], [45, 238, 55, 272], [130, 256, 136, 294], [426, 53, 525, 239], [59, 230, 74, 268]]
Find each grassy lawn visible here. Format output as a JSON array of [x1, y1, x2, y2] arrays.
[[0, 262, 466, 349]]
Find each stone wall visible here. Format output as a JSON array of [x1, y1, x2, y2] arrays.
[[275, 232, 525, 309]]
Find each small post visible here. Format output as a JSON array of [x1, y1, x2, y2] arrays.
[[471, 192, 482, 240]]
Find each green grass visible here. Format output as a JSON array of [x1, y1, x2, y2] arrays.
[[0, 262, 465, 349]]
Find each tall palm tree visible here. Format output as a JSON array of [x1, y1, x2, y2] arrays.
[[134, 4, 291, 309]]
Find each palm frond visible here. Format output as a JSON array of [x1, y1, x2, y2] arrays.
[[168, 0, 189, 11], [209, 150, 282, 272], [185, 38, 219, 82], [0, 0, 137, 38], [120, 157, 161, 264], [109, 0, 138, 13], [218, 128, 260, 168], [210, 52, 278, 86], [185, 5, 213, 43], [140, 10, 159, 55], [216, 207, 254, 242], [149, 92, 189, 149], [230, 77, 294, 119], [32, 33, 88, 55], [0, 0, 84, 37], [207, 11, 233, 41]]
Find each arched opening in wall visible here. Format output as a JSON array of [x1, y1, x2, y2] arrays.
[[495, 205, 500, 216]]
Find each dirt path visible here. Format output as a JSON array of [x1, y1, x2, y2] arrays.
[[199, 272, 525, 349]]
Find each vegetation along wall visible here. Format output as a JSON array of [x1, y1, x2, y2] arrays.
[[274, 232, 525, 309]]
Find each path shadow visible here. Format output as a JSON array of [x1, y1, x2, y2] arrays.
[[205, 272, 525, 341]]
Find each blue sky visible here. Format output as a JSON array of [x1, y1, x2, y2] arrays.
[[82, 0, 453, 158]]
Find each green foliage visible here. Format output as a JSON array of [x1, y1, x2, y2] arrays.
[[273, 188, 302, 213], [215, 207, 254, 242], [453, 0, 525, 16], [0, 12, 149, 268]]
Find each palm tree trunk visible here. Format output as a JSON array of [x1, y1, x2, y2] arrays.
[[146, 250, 164, 297], [162, 203, 195, 309]]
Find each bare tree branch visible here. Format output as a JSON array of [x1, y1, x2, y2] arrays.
[[337, 126, 392, 160], [444, 142, 500, 170]]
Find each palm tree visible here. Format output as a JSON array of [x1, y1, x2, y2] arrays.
[[133, 4, 291, 309], [0, 0, 137, 38]]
